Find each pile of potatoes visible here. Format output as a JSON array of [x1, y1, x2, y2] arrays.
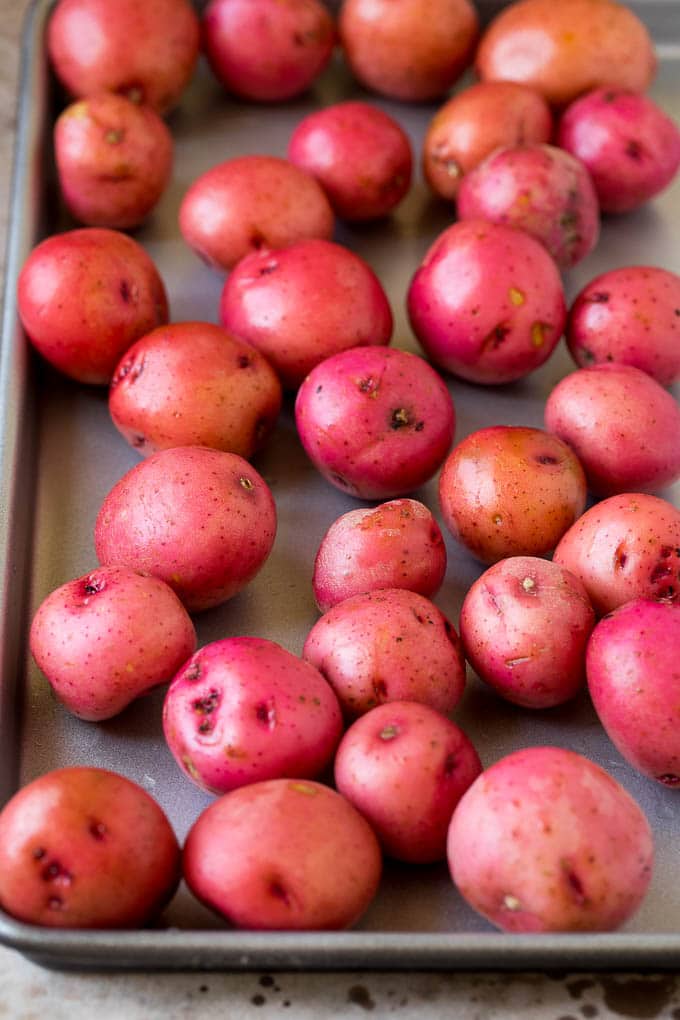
[[2, 0, 680, 937]]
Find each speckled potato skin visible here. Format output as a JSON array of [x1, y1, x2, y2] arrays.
[[587, 599, 680, 786], [407, 220, 566, 385], [438, 426, 587, 565], [460, 557, 595, 709], [94, 446, 277, 612], [163, 638, 342, 794], [179, 156, 334, 272], [17, 228, 168, 385], [423, 81, 553, 201], [447, 747, 654, 932], [312, 498, 447, 612], [302, 588, 466, 719], [475, 0, 656, 108], [456, 144, 600, 269], [219, 239, 393, 389], [335, 701, 482, 863], [47, 0, 200, 113], [29, 566, 196, 722], [553, 493, 680, 616], [287, 101, 412, 220], [339, 0, 479, 102], [545, 364, 680, 496], [183, 779, 382, 930], [567, 266, 680, 386], [558, 89, 680, 214], [295, 346, 455, 499], [202, 0, 335, 102], [0, 767, 180, 928], [109, 321, 282, 458]]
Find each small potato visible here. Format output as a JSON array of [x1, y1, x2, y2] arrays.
[[438, 426, 587, 565], [544, 364, 680, 495], [0, 767, 180, 928], [183, 779, 382, 930], [447, 747, 654, 932], [109, 321, 282, 458]]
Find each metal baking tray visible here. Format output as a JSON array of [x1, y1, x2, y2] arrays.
[[1, 0, 679, 972]]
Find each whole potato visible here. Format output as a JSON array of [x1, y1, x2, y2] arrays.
[[183, 779, 382, 930], [447, 747, 654, 932]]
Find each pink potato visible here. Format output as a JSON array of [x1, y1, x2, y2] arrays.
[[163, 637, 342, 794], [545, 364, 680, 496], [335, 701, 482, 863], [294, 346, 455, 499], [339, 0, 479, 102], [407, 220, 566, 385], [109, 321, 282, 458], [553, 493, 680, 616], [302, 588, 466, 719], [558, 89, 680, 214], [456, 144, 600, 269], [29, 566, 196, 722], [179, 156, 334, 272], [287, 102, 412, 221], [219, 239, 393, 389], [447, 747, 654, 932], [94, 446, 277, 612], [47, 0, 200, 114], [587, 599, 680, 786], [17, 228, 168, 384], [460, 557, 595, 709], [202, 0, 335, 102], [54, 93, 173, 230], [423, 81, 553, 201], [438, 426, 587, 565], [567, 266, 680, 386], [312, 498, 446, 612], [0, 767, 180, 928], [183, 778, 382, 930]]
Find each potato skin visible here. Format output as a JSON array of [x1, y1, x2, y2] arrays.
[[183, 779, 382, 930], [447, 747, 654, 932]]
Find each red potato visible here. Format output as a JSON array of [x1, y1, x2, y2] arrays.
[[553, 493, 680, 616], [219, 239, 393, 390], [163, 637, 342, 794], [294, 346, 455, 499], [54, 93, 173, 230], [47, 0, 200, 114], [335, 701, 482, 863], [423, 81, 553, 202], [179, 156, 334, 272], [558, 89, 680, 214], [475, 0, 656, 109], [0, 767, 180, 928], [447, 747, 654, 932], [587, 599, 680, 786], [183, 779, 382, 930], [456, 144, 600, 269], [17, 228, 168, 384], [460, 557, 595, 709], [544, 364, 680, 496], [407, 220, 567, 385], [287, 102, 412, 221], [312, 498, 446, 612], [567, 266, 680, 386], [109, 322, 282, 458], [438, 426, 587, 565], [29, 566, 196, 722], [303, 588, 466, 720], [338, 0, 479, 102], [94, 446, 277, 612], [202, 0, 335, 102]]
